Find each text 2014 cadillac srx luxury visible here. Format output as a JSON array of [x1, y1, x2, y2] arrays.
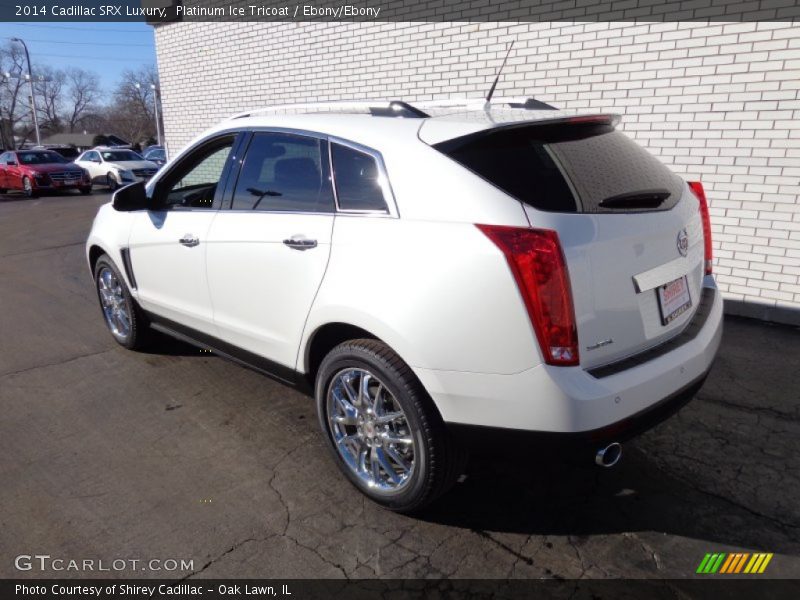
[[86, 99, 722, 512]]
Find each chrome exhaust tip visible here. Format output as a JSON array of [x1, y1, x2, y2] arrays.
[[595, 442, 622, 468]]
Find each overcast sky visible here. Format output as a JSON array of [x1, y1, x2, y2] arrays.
[[0, 21, 157, 95]]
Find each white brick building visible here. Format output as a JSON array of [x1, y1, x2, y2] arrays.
[[153, 20, 800, 323]]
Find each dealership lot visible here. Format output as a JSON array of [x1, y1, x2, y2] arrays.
[[0, 191, 798, 579]]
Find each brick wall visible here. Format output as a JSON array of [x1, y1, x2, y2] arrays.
[[154, 21, 800, 315]]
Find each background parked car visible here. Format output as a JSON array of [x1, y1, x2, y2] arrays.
[[74, 148, 159, 190], [143, 146, 166, 167], [47, 146, 81, 161], [0, 149, 91, 197]]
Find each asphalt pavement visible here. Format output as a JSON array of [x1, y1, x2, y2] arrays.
[[1, 190, 798, 579]]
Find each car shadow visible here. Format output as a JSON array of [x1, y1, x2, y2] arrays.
[[416, 441, 795, 554], [0, 190, 91, 202], [0, 193, 30, 203], [140, 333, 202, 357]]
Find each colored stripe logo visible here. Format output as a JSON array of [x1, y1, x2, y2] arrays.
[[697, 552, 773, 574]]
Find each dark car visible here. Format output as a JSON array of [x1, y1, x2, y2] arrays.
[[143, 147, 166, 167], [0, 150, 92, 198], [42, 145, 81, 161]]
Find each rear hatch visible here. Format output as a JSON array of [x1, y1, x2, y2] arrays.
[[432, 116, 705, 369]]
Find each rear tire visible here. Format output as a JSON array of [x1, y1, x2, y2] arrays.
[[106, 174, 118, 191], [315, 339, 467, 513], [93, 254, 150, 350]]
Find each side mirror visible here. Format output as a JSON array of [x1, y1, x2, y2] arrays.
[[6, 160, 16, 166], [112, 181, 149, 212]]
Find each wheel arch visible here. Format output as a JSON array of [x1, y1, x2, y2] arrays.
[[302, 322, 380, 387], [88, 244, 107, 273]]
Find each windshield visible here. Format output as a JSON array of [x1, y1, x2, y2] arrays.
[[100, 150, 142, 162], [146, 149, 165, 160], [17, 151, 66, 165]]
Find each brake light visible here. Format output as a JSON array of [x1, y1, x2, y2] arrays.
[[688, 181, 713, 275], [477, 225, 579, 366]]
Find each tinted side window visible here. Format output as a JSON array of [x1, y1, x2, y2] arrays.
[[331, 143, 388, 212], [159, 136, 235, 209], [232, 133, 334, 213]]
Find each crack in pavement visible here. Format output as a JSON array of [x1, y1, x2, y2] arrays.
[[665, 458, 800, 535], [624, 532, 663, 572], [179, 536, 272, 580], [0, 240, 85, 260], [0, 349, 113, 380]]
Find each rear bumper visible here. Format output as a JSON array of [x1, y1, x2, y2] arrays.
[[414, 281, 723, 435], [448, 372, 708, 452]]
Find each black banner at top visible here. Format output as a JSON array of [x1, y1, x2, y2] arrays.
[[2, 0, 799, 23]]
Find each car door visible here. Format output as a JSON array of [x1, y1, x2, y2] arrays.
[[127, 133, 240, 335], [205, 131, 335, 373], [77, 151, 102, 183], [0, 153, 7, 189]]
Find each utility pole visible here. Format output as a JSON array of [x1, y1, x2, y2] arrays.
[[10, 38, 41, 146], [135, 82, 162, 146], [151, 83, 162, 147]]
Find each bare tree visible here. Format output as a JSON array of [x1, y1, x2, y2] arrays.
[[106, 65, 159, 143], [0, 42, 33, 148], [34, 65, 65, 134], [65, 68, 100, 133]]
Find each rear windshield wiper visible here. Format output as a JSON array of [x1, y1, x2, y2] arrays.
[[599, 189, 671, 210]]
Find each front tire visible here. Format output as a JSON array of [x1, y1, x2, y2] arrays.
[[80, 186, 92, 195], [22, 176, 36, 198], [316, 339, 466, 513], [94, 254, 149, 350], [106, 173, 118, 191]]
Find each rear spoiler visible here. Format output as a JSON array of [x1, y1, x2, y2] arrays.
[[420, 113, 621, 147]]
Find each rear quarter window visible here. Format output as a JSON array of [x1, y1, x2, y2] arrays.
[[331, 143, 388, 212]]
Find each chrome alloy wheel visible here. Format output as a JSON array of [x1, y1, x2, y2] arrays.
[[97, 267, 131, 341], [326, 368, 416, 493]]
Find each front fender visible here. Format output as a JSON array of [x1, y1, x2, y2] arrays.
[[85, 202, 137, 291]]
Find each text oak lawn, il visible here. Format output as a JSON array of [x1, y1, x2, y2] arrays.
[[16, 584, 293, 596]]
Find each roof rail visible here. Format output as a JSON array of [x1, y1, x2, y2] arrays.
[[414, 96, 557, 111], [227, 96, 557, 121], [229, 100, 430, 120]]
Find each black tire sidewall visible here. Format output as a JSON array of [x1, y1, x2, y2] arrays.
[[315, 342, 436, 512], [93, 255, 139, 349]]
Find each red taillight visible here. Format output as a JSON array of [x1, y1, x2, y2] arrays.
[[477, 224, 579, 366], [688, 181, 713, 275]]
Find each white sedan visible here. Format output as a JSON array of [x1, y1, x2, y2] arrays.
[[75, 148, 159, 190]]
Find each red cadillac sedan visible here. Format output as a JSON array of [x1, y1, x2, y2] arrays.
[[0, 149, 92, 198]]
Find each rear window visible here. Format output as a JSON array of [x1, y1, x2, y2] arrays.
[[435, 123, 683, 213]]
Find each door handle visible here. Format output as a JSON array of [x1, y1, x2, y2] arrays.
[[179, 234, 199, 247], [283, 237, 317, 250]]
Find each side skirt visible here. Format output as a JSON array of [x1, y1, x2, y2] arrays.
[[146, 312, 311, 393]]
